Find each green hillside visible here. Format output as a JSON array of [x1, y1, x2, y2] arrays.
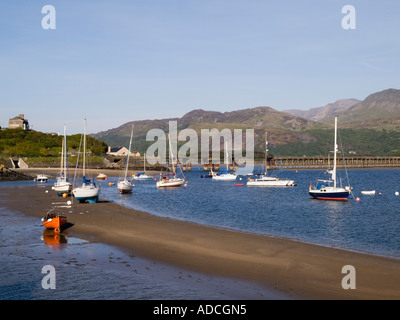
[[276, 128, 400, 157], [0, 128, 108, 158]]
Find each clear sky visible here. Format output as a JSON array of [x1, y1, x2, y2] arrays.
[[0, 1, 399, 134]]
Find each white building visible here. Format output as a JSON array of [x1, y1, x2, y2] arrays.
[[107, 146, 140, 157]]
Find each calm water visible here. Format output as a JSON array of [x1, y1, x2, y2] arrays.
[[0, 180, 285, 300], [101, 168, 400, 258], [1, 168, 399, 300]]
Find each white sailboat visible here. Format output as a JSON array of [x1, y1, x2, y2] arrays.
[[212, 141, 237, 181], [72, 119, 100, 203], [247, 133, 294, 187], [52, 124, 72, 194], [132, 154, 153, 181], [117, 125, 134, 193], [309, 117, 352, 200], [156, 135, 185, 188]]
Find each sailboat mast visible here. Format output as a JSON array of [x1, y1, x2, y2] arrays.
[[65, 124, 69, 180], [83, 119, 86, 178], [60, 125, 65, 175], [124, 125, 134, 180], [168, 134, 175, 173], [225, 141, 229, 171], [265, 132, 268, 176], [333, 117, 338, 188]]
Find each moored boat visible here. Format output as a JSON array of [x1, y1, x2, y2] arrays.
[[309, 117, 352, 201], [201, 170, 218, 178], [156, 135, 186, 188], [53, 125, 72, 194], [97, 173, 108, 180], [53, 178, 73, 193], [117, 125, 134, 194], [247, 175, 295, 187], [72, 119, 100, 203], [156, 173, 185, 187], [361, 190, 376, 195], [212, 171, 237, 181], [212, 141, 237, 181], [41, 209, 67, 234], [34, 174, 48, 183], [247, 132, 294, 187], [132, 154, 153, 181], [132, 172, 153, 181], [118, 179, 134, 193]]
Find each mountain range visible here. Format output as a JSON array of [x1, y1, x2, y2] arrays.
[[285, 88, 400, 128], [93, 88, 400, 157]]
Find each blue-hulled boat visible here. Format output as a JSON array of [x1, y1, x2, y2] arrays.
[[309, 117, 352, 201]]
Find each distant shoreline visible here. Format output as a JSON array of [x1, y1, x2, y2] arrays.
[[1, 165, 399, 183]]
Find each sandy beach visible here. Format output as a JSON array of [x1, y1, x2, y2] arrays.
[[3, 177, 400, 300]]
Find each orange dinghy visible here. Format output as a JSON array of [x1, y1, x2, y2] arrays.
[[42, 210, 67, 234]]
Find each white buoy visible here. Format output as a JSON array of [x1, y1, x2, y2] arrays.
[[395, 192, 399, 196]]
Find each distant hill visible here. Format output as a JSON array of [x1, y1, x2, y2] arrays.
[[93, 107, 323, 154], [92, 88, 400, 157], [325, 88, 400, 128], [284, 99, 361, 122], [285, 88, 400, 129]]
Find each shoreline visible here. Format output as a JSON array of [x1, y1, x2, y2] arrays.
[[12, 165, 400, 178], [2, 184, 400, 299]]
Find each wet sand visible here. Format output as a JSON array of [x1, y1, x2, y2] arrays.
[[3, 183, 400, 299]]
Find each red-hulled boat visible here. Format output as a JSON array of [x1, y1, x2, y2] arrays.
[[42, 210, 67, 234]]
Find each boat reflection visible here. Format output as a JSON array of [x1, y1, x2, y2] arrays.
[[42, 229, 68, 247]]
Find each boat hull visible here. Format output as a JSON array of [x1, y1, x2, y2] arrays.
[[132, 176, 153, 181], [212, 174, 237, 181], [309, 190, 350, 201], [117, 180, 134, 193], [72, 185, 100, 203], [247, 179, 294, 187], [156, 178, 185, 188], [42, 216, 67, 233], [361, 190, 375, 195], [52, 181, 72, 193]]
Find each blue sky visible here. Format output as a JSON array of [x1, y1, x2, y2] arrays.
[[0, 1, 399, 134]]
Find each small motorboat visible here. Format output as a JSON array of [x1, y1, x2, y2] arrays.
[[97, 173, 108, 180], [41, 209, 67, 234], [361, 190, 376, 195], [34, 174, 48, 183]]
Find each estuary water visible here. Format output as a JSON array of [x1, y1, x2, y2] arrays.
[[1, 168, 399, 300], [0, 179, 284, 300], [101, 167, 400, 258]]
